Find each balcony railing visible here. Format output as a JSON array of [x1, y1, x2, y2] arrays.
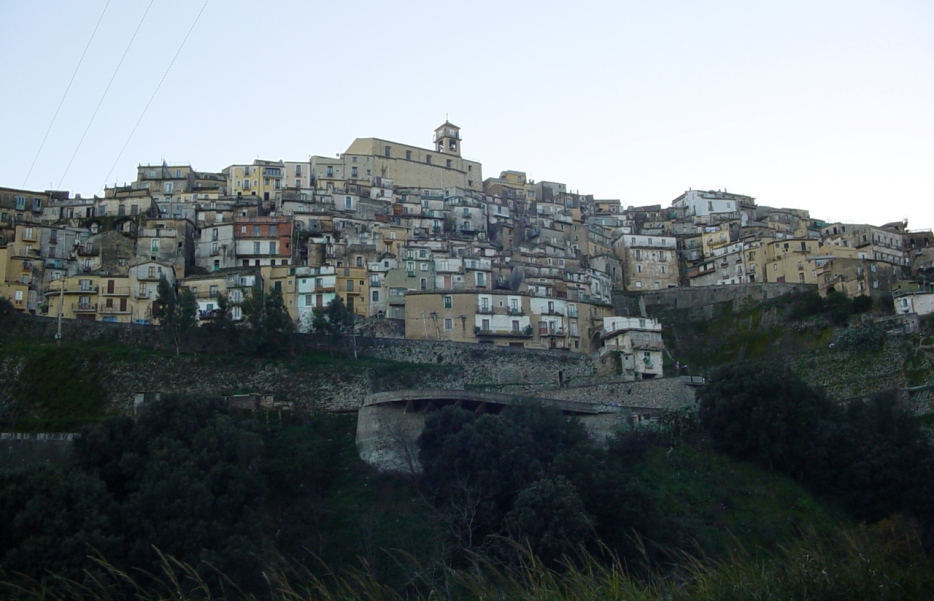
[[72, 302, 97, 313], [101, 286, 130, 296], [134, 290, 152, 299], [10, 247, 41, 258], [99, 305, 131, 315], [539, 329, 566, 337], [47, 284, 98, 295], [476, 329, 532, 338], [138, 272, 164, 281]]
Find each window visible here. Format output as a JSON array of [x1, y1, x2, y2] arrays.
[[326, 166, 333, 176], [444, 296, 452, 308], [209, 285, 218, 298], [480, 297, 490, 312], [425, 155, 431, 165], [371, 290, 379, 302], [347, 280, 354, 292], [253, 225, 260, 236], [269, 225, 276, 237], [476, 272, 486, 287], [268, 241, 276, 254], [446, 159, 452, 168], [444, 318, 453, 331], [351, 166, 358, 177], [405, 150, 412, 160], [384, 145, 391, 157], [14, 196, 25, 210], [253, 241, 260, 254], [151, 239, 160, 252], [345, 197, 353, 209], [211, 242, 218, 254]]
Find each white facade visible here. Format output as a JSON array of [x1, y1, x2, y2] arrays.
[[296, 266, 337, 330], [894, 290, 934, 317], [600, 316, 664, 380]]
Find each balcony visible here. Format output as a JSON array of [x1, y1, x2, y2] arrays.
[[72, 302, 98, 313], [46, 283, 98, 296], [539, 329, 566, 338], [10, 246, 41, 258], [134, 290, 152, 299], [44, 258, 65, 270], [99, 304, 131, 315], [476, 328, 532, 339], [476, 306, 493, 314], [541, 308, 564, 316], [101, 286, 130, 296], [138, 272, 164, 282]]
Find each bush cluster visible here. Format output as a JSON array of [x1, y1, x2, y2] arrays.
[[698, 361, 934, 525]]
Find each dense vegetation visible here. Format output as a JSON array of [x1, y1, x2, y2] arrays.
[[698, 361, 934, 525], [1, 384, 932, 599], [1, 292, 934, 598]]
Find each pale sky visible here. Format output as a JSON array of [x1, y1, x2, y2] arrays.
[[2, 1, 932, 230]]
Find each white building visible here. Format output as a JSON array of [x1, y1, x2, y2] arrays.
[[599, 316, 665, 381]]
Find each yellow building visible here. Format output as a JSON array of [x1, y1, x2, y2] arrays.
[[225, 160, 285, 203], [762, 238, 822, 285], [314, 122, 483, 193], [335, 265, 369, 318], [0, 245, 32, 312], [46, 274, 102, 321], [404, 290, 612, 353], [261, 265, 299, 323]]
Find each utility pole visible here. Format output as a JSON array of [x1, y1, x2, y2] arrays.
[[55, 275, 63, 342]]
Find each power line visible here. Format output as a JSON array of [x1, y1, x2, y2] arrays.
[[22, 0, 111, 189], [102, 0, 210, 189], [58, 0, 156, 189]]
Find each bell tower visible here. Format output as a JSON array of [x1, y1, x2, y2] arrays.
[[433, 121, 461, 157]]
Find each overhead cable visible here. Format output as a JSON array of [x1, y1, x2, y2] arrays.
[[58, 0, 156, 189], [22, 0, 111, 188], [102, 0, 210, 189]]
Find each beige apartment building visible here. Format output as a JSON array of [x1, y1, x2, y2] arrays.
[[404, 290, 612, 353], [313, 122, 482, 193]]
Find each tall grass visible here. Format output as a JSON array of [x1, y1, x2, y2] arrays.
[[4, 519, 931, 600]]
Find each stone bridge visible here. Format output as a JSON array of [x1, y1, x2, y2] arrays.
[[356, 388, 630, 473]]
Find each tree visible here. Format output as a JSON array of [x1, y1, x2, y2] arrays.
[[0, 296, 15, 344], [697, 361, 834, 477], [202, 292, 239, 352], [241, 284, 294, 356], [153, 275, 197, 355], [827, 392, 934, 522], [505, 476, 593, 567], [311, 297, 355, 356], [74, 395, 270, 593], [418, 405, 599, 562]]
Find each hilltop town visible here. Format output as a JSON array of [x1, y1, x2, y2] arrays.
[[2, 122, 933, 377]]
